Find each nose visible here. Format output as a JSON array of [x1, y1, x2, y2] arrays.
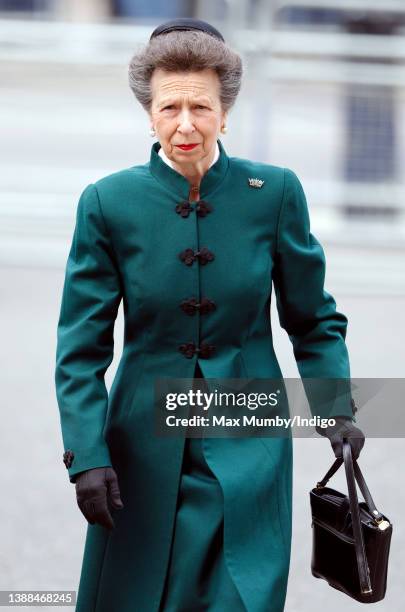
[[177, 109, 195, 134]]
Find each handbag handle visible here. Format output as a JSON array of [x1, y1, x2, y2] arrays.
[[342, 441, 372, 594], [316, 440, 373, 595], [316, 449, 385, 524]]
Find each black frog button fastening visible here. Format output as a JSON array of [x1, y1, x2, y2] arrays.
[[175, 200, 213, 218], [63, 449, 75, 469], [196, 342, 216, 358], [178, 342, 216, 359], [180, 297, 217, 316], [178, 247, 215, 266], [175, 201, 193, 218], [178, 342, 196, 359], [195, 200, 212, 217]]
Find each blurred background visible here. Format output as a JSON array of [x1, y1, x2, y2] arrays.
[[0, 1, 404, 611]]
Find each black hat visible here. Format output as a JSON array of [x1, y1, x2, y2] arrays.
[[149, 17, 225, 43]]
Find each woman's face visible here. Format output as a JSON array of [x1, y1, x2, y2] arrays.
[[149, 68, 227, 167]]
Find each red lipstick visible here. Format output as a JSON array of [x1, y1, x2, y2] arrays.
[[176, 144, 199, 151]]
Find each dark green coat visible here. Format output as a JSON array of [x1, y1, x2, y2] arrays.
[[55, 139, 355, 612]]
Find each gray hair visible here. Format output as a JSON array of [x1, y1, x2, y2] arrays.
[[128, 30, 243, 113]]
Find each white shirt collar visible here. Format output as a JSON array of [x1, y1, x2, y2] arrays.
[[158, 141, 220, 169]]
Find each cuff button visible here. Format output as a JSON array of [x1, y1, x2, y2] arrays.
[[63, 449, 75, 469]]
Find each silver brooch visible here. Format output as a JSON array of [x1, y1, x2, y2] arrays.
[[248, 177, 265, 188]]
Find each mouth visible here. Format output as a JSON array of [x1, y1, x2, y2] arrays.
[[176, 143, 199, 151]]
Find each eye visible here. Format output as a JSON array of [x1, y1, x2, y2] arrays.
[[196, 105, 207, 109], [163, 105, 174, 110]]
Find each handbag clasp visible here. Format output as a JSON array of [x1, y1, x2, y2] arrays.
[[375, 517, 390, 531]]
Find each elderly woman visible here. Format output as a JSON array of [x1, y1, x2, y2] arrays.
[[55, 17, 365, 612]]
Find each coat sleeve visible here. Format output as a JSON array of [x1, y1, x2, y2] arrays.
[[55, 183, 123, 483], [272, 168, 357, 422]]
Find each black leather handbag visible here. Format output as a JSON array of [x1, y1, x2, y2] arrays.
[[310, 439, 392, 603]]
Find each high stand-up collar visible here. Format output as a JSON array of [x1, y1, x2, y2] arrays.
[[148, 138, 229, 200]]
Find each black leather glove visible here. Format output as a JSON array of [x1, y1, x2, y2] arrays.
[[316, 416, 365, 460], [75, 467, 124, 530]]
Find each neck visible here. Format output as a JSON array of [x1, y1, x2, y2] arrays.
[[188, 184, 200, 202], [172, 144, 217, 189]]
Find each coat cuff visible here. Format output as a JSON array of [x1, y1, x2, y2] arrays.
[[321, 397, 358, 423], [62, 445, 112, 484]]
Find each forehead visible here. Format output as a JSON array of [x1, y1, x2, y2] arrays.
[[151, 69, 219, 101]]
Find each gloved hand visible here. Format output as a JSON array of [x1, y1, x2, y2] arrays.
[[75, 467, 124, 530], [316, 416, 365, 460]]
